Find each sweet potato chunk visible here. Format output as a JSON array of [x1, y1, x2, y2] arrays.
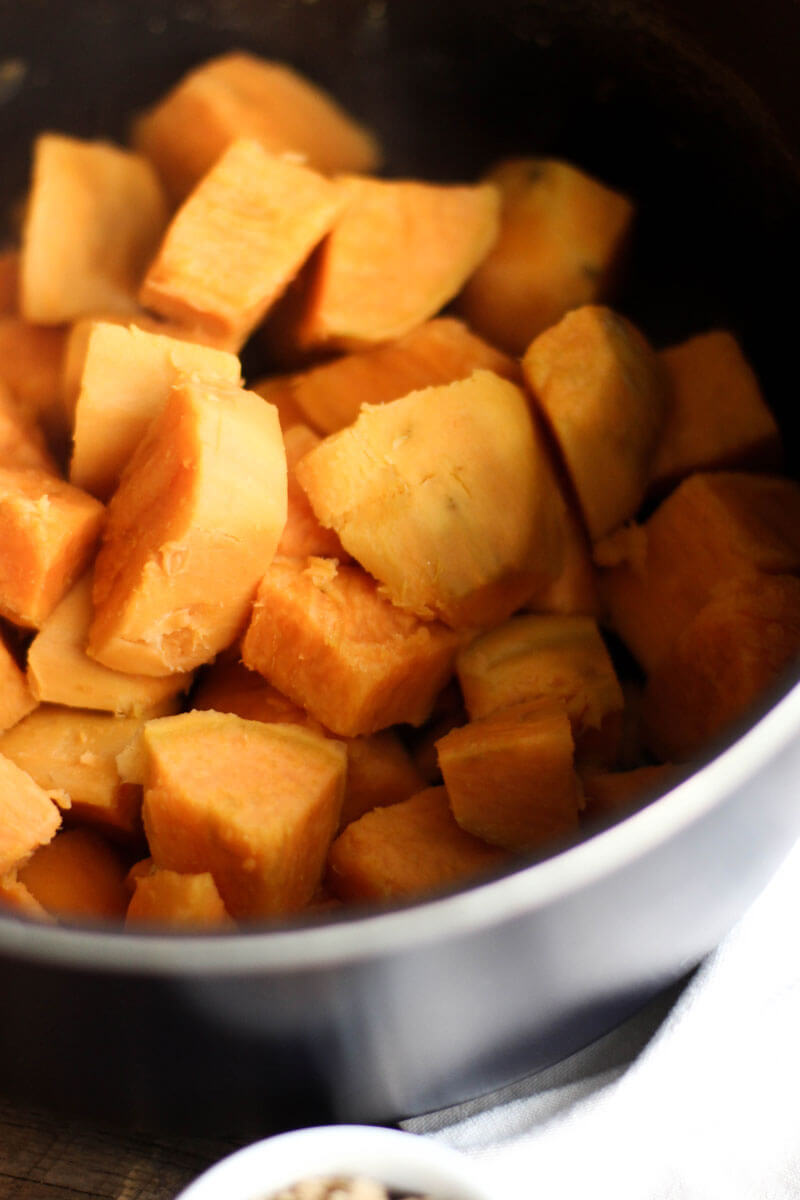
[[650, 331, 782, 492], [17, 827, 129, 920], [458, 158, 634, 354], [436, 700, 581, 851], [133, 51, 380, 202], [339, 731, 426, 829], [0, 870, 51, 920], [642, 574, 800, 761], [0, 629, 36, 734], [0, 317, 68, 450], [126, 866, 234, 929], [0, 752, 61, 874], [20, 134, 167, 324], [580, 763, 678, 818], [278, 424, 349, 560], [285, 175, 500, 352], [140, 138, 345, 351], [0, 380, 58, 473], [88, 376, 287, 675], [0, 249, 18, 314], [595, 472, 800, 673], [191, 654, 324, 732], [456, 613, 624, 764], [327, 786, 506, 903], [241, 557, 462, 737], [251, 375, 311, 433], [69, 321, 241, 500], [523, 306, 666, 540], [140, 710, 347, 918], [296, 371, 563, 628], [279, 317, 519, 436], [0, 466, 105, 629]]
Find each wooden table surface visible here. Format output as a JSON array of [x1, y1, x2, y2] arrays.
[[0, 1096, 248, 1200]]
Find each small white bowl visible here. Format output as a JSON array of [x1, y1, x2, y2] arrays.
[[176, 1124, 497, 1200]]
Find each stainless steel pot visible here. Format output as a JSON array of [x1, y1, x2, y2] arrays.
[[0, 0, 798, 1136]]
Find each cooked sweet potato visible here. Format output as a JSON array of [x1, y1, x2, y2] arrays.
[[0, 249, 18, 314], [580, 762, 678, 818], [126, 865, 234, 929], [0, 317, 68, 451], [0, 629, 36, 734], [0, 752, 61, 875], [88, 376, 287, 675], [458, 158, 634, 354], [191, 653, 324, 732], [339, 731, 426, 829], [277, 424, 349, 560], [0, 379, 59, 474], [296, 370, 563, 628], [132, 51, 380, 202], [327, 786, 506, 903], [17, 827, 130, 920], [0, 869, 51, 919]]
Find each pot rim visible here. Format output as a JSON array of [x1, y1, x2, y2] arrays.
[[2, 677, 799, 975]]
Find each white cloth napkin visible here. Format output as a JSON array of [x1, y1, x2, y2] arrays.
[[405, 834, 800, 1199]]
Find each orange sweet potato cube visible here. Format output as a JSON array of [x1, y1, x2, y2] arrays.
[[458, 158, 634, 354], [285, 175, 500, 353], [523, 305, 667, 540], [241, 556, 462, 737], [27, 574, 191, 716], [0, 249, 18, 314], [0, 317, 69, 450], [139, 710, 347, 918], [0, 870, 51, 920], [456, 613, 624, 765], [281, 317, 519, 436], [140, 138, 345, 351], [17, 827, 130, 920], [436, 699, 581, 851], [132, 51, 380, 203], [191, 653, 324, 733], [649, 330, 782, 492], [327, 786, 506, 903], [0, 752, 61, 874], [0, 379, 59, 474], [595, 471, 800, 673], [641, 574, 800, 761], [0, 629, 37, 734], [580, 763, 678, 819], [339, 731, 426, 829], [20, 133, 167, 324], [296, 371, 563, 628], [521, 450, 599, 617], [69, 320, 241, 500], [0, 466, 105, 629], [251, 375, 312, 433], [126, 865, 234, 929], [88, 376, 287, 676], [277, 424, 349, 560]]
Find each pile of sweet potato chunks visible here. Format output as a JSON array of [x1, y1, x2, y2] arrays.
[[0, 53, 797, 929]]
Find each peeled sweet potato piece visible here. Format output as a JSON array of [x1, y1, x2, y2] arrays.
[[0, 466, 105, 629], [0, 752, 61, 875], [339, 731, 426, 829], [88, 376, 287, 675], [0, 249, 18, 314], [641, 574, 800, 761], [191, 653, 324, 733], [20, 133, 167, 324], [17, 827, 129, 920], [139, 710, 347, 918], [140, 138, 345, 351], [296, 370, 563, 628], [595, 471, 800, 673], [327, 786, 505, 903], [278, 424, 349, 560], [580, 763, 678, 819], [436, 699, 581, 851], [523, 305, 667, 540], [0, 870, 51, 920], [69, 321, 241, 500], [649, 330, 782, 492], [126, 865, 234, 929], [0, 629, 37, 734], [458, 158, 634, 354], [241, 556, 462, 737], [284, 175, 500, 352], [0, 379, 59, 474], [0, 317, 68, 451], [251, 375, 312, 433], [132, 51, 380, 203]]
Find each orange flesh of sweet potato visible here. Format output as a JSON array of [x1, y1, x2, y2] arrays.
[[0, 317, 69, 452], [191, 654, 325, 733], [0, 752, 61, 874], [296, 370, 563, 628], [27, 574, 192, 716], [326, 785, 506, 903], [580, 762, 678, 818], [0, 250, 18, 313], [641, 574, 800, 762], [0, 630, 37, 733], [140, 138, 346, 351], [140, 710, 347, 918], [649, 330, 782, 492], [242, 556, 463, 737], [458, 158, 634, 354], [17, 827, 130, 920], [132, 51, 380, 203], [69, 321, 241, 500], [21, 133, 167, 325], [0, 379, 59, 474], [88, 376, 287, 675], [278, 424, 349, 560], [523, 305, 667, 541], [0, 706, 152, 838], [338, 730, 426, 829], [280, 317, 520, 436], [595, 471, 800, 673], [126, 865, 234, 929], [0, 466, 105, 629], [0, 870, 52, 920], [436, 699, 581, 851], [287, 175, 501, 352], [251, 375, 314, 433]]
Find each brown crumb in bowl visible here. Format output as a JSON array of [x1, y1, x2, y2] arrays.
[[267, 1177, 431, 1200]]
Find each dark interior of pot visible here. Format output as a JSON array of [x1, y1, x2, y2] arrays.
[[0, 0, 799, 1133]]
